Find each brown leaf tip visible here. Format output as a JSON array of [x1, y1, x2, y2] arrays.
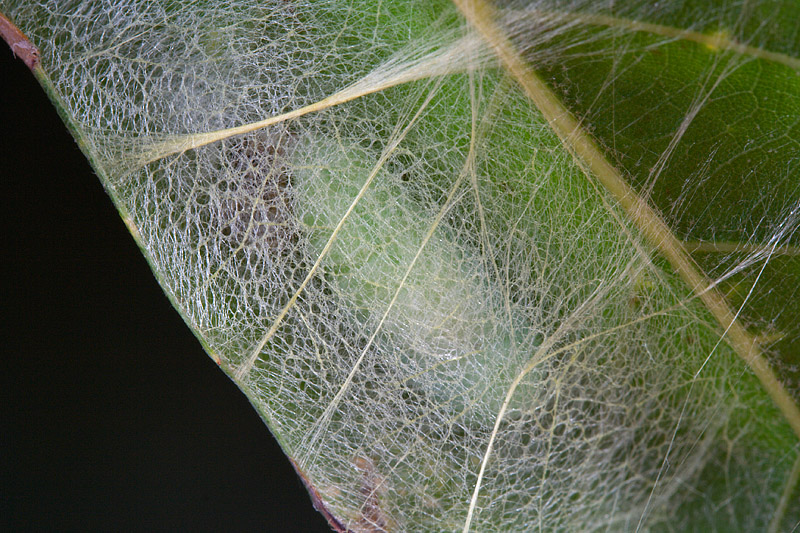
[[0, 13, 40, 70]]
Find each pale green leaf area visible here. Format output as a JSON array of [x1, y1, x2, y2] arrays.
[[3, 0, 799, 531]]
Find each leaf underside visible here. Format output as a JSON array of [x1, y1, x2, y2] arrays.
[[3, 1, 799, 531]]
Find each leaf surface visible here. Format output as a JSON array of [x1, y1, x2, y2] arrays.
[[2, 1, 799, 531]]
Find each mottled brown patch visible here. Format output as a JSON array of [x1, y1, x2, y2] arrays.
[[352, 456, 393, 533], [0, 13, 39, 69], [216, 131, 295, 252]]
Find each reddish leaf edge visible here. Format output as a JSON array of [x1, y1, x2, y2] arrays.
[[289, 456, 350, 532], [0, 12, 39, 70]]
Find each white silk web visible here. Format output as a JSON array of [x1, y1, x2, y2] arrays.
[[5, 0, 799, 531]]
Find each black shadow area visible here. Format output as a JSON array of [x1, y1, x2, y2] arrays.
[[1, 41, 332, 533]]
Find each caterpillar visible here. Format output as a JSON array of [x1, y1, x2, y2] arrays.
[[293, 137, 523, 416]]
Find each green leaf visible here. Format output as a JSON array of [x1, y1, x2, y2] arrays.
[[3, 1, 799, 530]]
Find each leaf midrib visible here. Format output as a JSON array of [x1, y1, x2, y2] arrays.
[[450, 2, 800, 531], [452, 0, 800, 437]]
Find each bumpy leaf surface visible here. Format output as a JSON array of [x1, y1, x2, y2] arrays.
[[2, 1, 799, 531]]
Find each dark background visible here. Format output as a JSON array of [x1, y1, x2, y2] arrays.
[[1, 41, 332, 532]]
